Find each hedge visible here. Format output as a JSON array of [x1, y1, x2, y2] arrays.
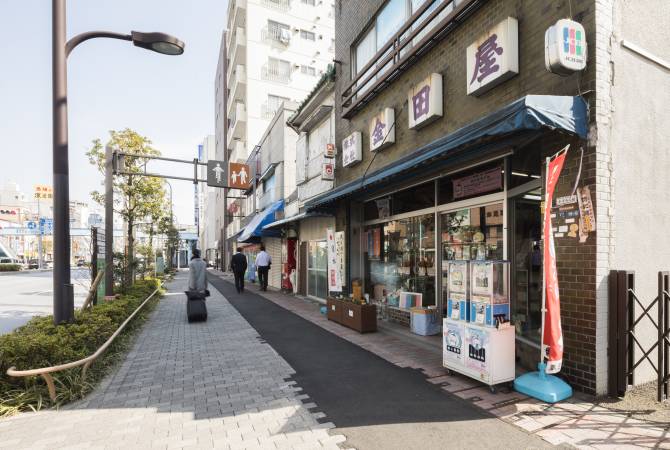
[[0, 264, 22, 272], [0, 279, 162, 416]]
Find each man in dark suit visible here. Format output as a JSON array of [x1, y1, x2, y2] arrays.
[[230, 247, 248, 293]]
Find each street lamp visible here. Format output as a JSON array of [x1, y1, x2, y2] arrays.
[[52, 0, 184, 324]]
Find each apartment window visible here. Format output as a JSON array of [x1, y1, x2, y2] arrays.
[[263, 94, 291, 119], [300, 65, 316, 76], [261, 0, 290, 11], [352, 0, 454, 87], [300, 30, 316, 41], [262, 57, 291, 84], [264, 20, 291, 44]]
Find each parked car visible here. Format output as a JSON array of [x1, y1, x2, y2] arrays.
[[27, 259, 39, 269]]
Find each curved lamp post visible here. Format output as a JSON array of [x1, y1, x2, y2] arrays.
[[52, 0, 184, 324]]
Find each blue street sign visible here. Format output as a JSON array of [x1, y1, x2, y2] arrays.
[[39, 218, 53, 235], [26, 221, 37, 230]]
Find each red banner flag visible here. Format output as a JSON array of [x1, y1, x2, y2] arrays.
[[543, 148, 568, 374]]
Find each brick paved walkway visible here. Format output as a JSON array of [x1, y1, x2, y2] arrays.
[[0, 273, 347, 450], [209, 271, 670, 450]]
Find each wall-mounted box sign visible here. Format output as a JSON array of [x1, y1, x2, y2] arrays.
[[408, 73, 443, 129], [322, 162, 335, 180], [369, 108, 395, 152], [324, 143, 336, 158], [342, 131, 362, 167], [466, 17, 518, 96], [545, 19, 587, 75]]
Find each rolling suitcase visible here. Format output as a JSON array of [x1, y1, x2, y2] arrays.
[[185, 291, 208, 322]]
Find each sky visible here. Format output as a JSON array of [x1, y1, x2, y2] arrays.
[[0, 0, 228, 225]]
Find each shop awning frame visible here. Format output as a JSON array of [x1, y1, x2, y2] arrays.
[[261, 211, 333, 230], [307, 95, 588, 209], [237, 199, 284, 242]]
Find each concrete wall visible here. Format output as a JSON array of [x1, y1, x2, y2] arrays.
[[608, 0, 670, 385]]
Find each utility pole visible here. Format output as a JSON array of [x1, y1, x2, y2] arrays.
[[37, 196, 44, 269]]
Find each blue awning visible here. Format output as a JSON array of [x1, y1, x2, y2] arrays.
[[307, 95, 588, 208], [238, 199, 284, 242]]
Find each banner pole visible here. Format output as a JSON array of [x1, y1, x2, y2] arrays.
[[541, 156, 550, 366]]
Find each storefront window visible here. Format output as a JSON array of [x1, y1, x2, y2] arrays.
[[364, 181, 435, 221], [307, 241, 327, 299], [441, 203, 504, 312], [365, 214, 436, 306]]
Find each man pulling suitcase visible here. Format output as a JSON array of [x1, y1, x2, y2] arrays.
[[186, 249, 208, 322]]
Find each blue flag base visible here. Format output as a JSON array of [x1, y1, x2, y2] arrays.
[[514, 362, 573, 403]]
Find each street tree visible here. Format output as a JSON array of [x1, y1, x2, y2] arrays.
[[87, 128, 167, 287]]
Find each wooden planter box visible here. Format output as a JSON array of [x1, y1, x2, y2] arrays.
[[326, 297, 343, 323], [326, 298, 377, 333]]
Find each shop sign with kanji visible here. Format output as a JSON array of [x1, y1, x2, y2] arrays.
[[321, 162, 335, 181], [466, 17, 518, 96], [342, 131, 362, 167], [369, 107, 395, 152], [408, 73, 443, 129], [33, 185, 53, 199]]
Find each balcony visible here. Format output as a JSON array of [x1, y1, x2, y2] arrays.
[[261, 63, 291, 84], [227, 102, 247, 148], [226, 0, 246, 40], [227, 27, 246, 80], [228, 139, 246, 162], [261, 0, 290, 11], [227, 64, 246, 113], [261, 26, 291, 46]]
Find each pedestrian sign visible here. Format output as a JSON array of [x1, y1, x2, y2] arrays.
[[228, 162, 251, 190], [206, 160, 227, 188], [26, 221, 37, 230]]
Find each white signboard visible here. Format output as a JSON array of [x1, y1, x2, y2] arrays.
[[327, 228, 341, 292], [321, 161, 335, 181], [335, 231, 345, 288], [342, 131, 362, 167], [324, 143, 336, 158], [466, 17, 518, 96], [369, 108, 395, 152], [545, 19, 587, 75], [408, 73, 443, 129]]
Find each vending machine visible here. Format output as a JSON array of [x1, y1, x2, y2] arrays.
[[443, 261, 515, 391]]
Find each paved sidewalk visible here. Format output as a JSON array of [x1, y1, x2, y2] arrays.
[[0, 272, 347, 450], [209, 271, 670, 449]]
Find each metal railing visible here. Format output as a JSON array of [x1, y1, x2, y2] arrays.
[[261, 26, 291, 45], [609, 271, 670, 401], [342, 0, 485, 118], [6, 284, 162, 401], [261, 64, 291, 84], [261, 0, 290, 11]]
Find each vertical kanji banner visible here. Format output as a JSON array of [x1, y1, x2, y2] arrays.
[[543, 147, 568, 374]]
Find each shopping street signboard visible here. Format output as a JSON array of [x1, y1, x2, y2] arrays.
[[369, 107, 395, 152], [408, 73, 443, 129], [228, 162, 251, 190], [342, 131, 362, 167], [466, 17, 518, 96]]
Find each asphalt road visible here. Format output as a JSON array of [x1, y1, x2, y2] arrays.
[[0, 269, 89, 334], [208, 275, 553, 450]]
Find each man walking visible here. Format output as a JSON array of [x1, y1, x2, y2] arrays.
[[230, 247, 248, 293], [188, 249, 207, 293], [255, 245, 271, 291]]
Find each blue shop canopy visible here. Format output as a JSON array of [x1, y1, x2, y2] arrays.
[[306, 95, 588, 208], [238, 199, 284, 243]]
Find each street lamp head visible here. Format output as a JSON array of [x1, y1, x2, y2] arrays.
[[131, 31, 185, 55]]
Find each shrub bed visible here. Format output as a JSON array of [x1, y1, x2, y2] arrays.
[[0, 264, 22, 272], [0, 279, 162, 417]]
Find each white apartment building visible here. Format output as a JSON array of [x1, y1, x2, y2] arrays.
[[197, 135, 217, 262], [223, 0, 336, 248]]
